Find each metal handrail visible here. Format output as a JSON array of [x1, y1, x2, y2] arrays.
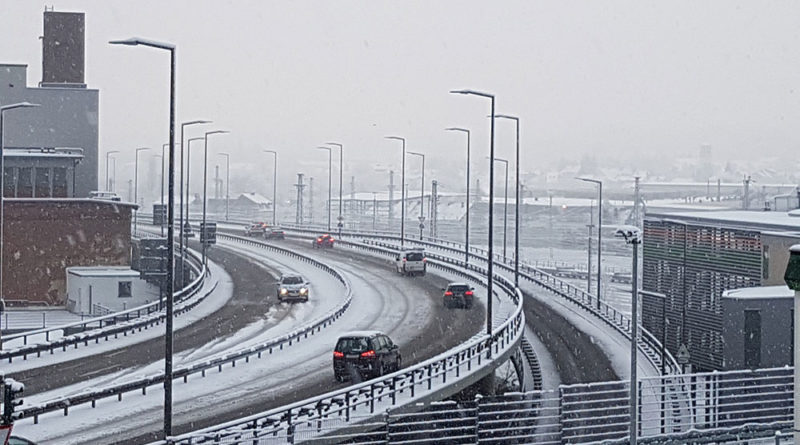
[[161, 237, 525, 444], [13, 233, 354, 425], [1, 248, 209, 362]]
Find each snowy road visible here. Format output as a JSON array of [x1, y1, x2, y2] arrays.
[[13, 235, 484, 444]]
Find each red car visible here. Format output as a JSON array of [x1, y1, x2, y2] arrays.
[[313, 234, 335, 249]]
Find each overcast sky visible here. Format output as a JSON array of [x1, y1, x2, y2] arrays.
[[2, 1, 799, 197]]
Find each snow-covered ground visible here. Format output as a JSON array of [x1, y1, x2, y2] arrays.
[[1, 310, 85, 332], [13, 236, 482, 444]]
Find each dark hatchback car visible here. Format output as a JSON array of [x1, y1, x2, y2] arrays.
[[443, 282, 475, 309], [333, 331, 401, 382]]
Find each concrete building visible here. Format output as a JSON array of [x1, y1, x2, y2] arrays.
[[3, 199, 134, 306], [66, 266, 159, 315], [0, 10, 98, 197], [720, 285, 793, 370], [642, 210, 800, 371]]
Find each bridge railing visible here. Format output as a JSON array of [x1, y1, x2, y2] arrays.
[[1, 247, 209, 362], [11, 233, 354, 425], [159, 236, 525, 445]]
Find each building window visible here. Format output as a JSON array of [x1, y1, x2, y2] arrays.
[[3, 167, 15, 198], [118, 281, 132, 298], [17, 167, 33, 197], [744, 309, 761, 368], [35, 167, 51, 198], [53, 167, 68, 197]]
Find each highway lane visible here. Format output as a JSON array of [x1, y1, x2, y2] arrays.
[[15, 236, 485, 445]]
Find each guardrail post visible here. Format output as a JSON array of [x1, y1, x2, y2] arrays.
[[345, 393, 351, 421], [391, 377, 397, 405]]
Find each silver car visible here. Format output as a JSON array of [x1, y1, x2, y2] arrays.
[[277, 274, 310, 302]]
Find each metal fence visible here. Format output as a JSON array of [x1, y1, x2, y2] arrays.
[[163, 367, 791, 444]]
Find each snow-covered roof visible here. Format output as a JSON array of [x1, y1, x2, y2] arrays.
[[722, 285, 793, 300], [647, 210, 800, 233], [237, 192, 271, 205], [338, 330, 384, 338], [67, 266, 140, 278]]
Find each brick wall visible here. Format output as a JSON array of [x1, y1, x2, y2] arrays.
[[3, 199, 133, 305]]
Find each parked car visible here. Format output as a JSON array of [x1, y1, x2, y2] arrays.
[[265, 227, 285, 240], [443, 282, 475, 309], [277, 274, 310, 302], [313, 234, 335, 248], [88, 190, 121, 202], [395, 247, 426, 276], [333, 331, 401, 382], [244, 222, 268, 237]]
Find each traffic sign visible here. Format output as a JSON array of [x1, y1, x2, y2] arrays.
[[418, 216, 426, 222], [677, 344, 690, 365]]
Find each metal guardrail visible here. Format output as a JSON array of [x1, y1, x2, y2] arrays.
[[283, 225, 680, 375], [1, 248, 209, 362], [159, 235, 525, 445], [13, 233, 354, 425]]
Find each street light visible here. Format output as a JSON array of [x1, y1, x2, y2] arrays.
[[201, 131, 229, 265], [105, 150, 119, 191], [133, 147, 151, 234], [445, 127, 471, 266], [218, 153, 231, 221], [110, 35, 177, 438], [185, 137, 205, 221], [407, 151, 426, 240], [492, 157, 509, 260], [578, 177, 603, 309], [315, 146, 332, 231], [263, 150, 278, 226], [385, 136, 406, 246], [495, 114, 521, 287], [178, 120, 210, 286], [615, 225, 642, 445], [450, 88, 495, 354], [326, 142, 343, 234], [0, 102, 39, 348]]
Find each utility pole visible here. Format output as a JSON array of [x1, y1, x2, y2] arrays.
[[587, 201, 594, 293], [633, 176, 641, 227], [388, 170, 395, 225], [430, 180, 439, 238], [350, 175, 355, 229], [214, 165, 221, 199], [743, 175, 752, 210], [294, 173, 306, 225], [308, 177, 314, 224]]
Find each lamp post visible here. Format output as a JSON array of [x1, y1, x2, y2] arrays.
[[445, 127, 471, 266], [178, 120, 210, 286], [450, 88, 495, 354], [201, 131, 229, 265], [315, 146, 332, 231], [495, 114, 520, 287], [105, 150, 119, 191], [578, 177, 603, 309], [493, 157, 509, 260], [407, 151, 425, 240], [159, 143, 168, 236], [615, 225, 641, 445], [263, 150, 278, 226], [134, 147, 151, 234], [110, 36, 177, 438], [185, 137, 205, 221], [326, 142, 343, 234], [218, 153, 231, 221], [0, 102, 39, 348], [385, 136, 406, 246]]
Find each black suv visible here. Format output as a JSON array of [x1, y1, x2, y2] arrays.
[[443, 282, 475, 309], [333, 331, 401, 382]]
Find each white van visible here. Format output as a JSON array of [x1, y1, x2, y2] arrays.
[[395, 248, 427, 276]]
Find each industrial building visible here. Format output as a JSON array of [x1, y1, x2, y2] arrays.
[[642, 210, 800, 371], [0, 10, 97, 198]]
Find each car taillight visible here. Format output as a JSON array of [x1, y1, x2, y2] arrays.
[[333, 351, 344, 358], [317, 238, 322, 242], [402, 258, 407, 262], [423, 258, 427, 262], [360, 350, 376, 358], [444, 291, 453, 296], [465, 291, 474, 296], [329, 238, 335, 242]]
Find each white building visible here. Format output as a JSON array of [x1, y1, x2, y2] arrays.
[[66, 266, 160, 315]]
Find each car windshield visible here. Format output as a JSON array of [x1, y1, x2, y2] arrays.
[[282, 276, 303, 285], [336, 337, 371, 354], [448, 285, 470, 292]]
